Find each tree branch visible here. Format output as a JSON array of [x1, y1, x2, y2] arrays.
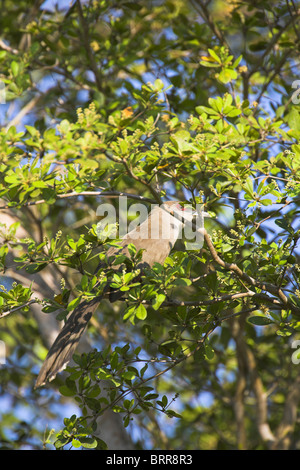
[[76, 0, 103, 92], [0, 299, 38, 319], [0, 190, 157, 211], [190, 0, 231, 51], [272, 373, 300, 449], [231, 315, 276, 446], [140, 290, 284, 309], [203, 229, 298, 313]]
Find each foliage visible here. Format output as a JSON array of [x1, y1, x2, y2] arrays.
[[0, 0, 300, 450]]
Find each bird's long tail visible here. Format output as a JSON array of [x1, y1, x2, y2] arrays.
[[35, 297, 101, 388]]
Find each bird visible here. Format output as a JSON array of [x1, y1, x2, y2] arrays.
[[35, 200, 207, 388]]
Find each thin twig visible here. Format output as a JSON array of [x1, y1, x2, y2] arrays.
[[0, 190, 157, 210], [140, 290, 283, 309], [5, 93, 43, 131], [0, 299, 37, 319], [0, 38, 18, 54]]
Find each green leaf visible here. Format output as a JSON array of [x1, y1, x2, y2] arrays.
[[59, 385, 76, 397], [136, 303, 147, 320], [200, 60, 220, 68], [79, 437, 98, 449], [275, 218, 294, 234], [165, 409, 182, 419], [195, 105, 219, 116], [154, 78, 164, 91], [67, 297, 81, 311], [123, 305, 136, 322], [11, 61, 19, 77], [233, 55, 243, 68], [161, 395, 168, 407], [226, 108, 241, 117], [152, 293, 166, 310], [127, 243, 137, 257], [54, 436, 70, 449], [123, 371, 136, 381], [204, 341, 215, 360], [170, 130, 191, 152], [260, 198, 273, 206], [4, 174, 18, 184], [247, 316, 274, 326], [80, 274, 89, 291], [26, 263, 48, 273], [41, 187, 56, 204], [110, 351, 119, 369], [243, 177, 254, 197], [32, 180, 48, 189], [287, 108, 300, 131], [95, 438, 108, 450], [71, 439, 82, 448], [218, 68, 237, 84], [208, 48, 221, 63]]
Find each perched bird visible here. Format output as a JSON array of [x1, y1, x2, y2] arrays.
[[35, 201, 206, 387]]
